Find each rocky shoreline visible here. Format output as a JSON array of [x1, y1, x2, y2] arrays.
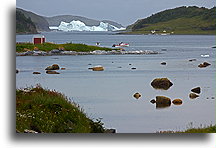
[[16, 49, 159, 56]]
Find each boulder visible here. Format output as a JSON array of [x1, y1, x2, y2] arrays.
[[198, 62, 211, 68], [133, 92, 141, 99], [191, 87, 201, 94], [46, 70, 60, 74], [91, 66, 104, 71], [33, 72, 41, 74], [45, 64, 60, 70], [156, 96, 171, 109], [172, 99, 183, 105], [189, 93, 199, 99], [151, 78, 173, 90]]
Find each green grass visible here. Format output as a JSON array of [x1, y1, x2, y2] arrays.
[[16, 85, 105, 133], [16, 42, 116, 53]]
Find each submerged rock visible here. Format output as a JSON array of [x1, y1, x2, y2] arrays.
[[133, 92, 141, 99], [151, 78, 173, 90], [46, 70, 60, 74], [189, 93, 199, 99], [172, 99, 183, 105], [191, 87, 201, 94]]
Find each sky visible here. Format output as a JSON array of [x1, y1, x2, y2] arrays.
[[16, 0, 215, 26]]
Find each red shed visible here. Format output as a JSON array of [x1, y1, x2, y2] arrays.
[[33, 35, 45, 44]]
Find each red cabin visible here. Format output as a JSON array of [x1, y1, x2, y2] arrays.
[[33, 35, 45, 44]]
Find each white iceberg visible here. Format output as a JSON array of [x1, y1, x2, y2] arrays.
[[49, 20, 125, 32]]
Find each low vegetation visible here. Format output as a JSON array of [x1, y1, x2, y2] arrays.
[[16, 86, 105, 133], [16, 42, 116, 53]]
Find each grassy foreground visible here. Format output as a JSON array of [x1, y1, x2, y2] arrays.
[[16, 86, 105, 133], [16, 42, 115, 53]]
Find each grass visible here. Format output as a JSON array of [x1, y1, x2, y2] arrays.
[[16, 42, 116, 53], [16, 85, 105, 133]]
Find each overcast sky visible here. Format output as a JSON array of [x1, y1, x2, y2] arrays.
[[16, 0, 215, 26]]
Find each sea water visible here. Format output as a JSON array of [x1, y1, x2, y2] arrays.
[[16, 32, 216, 133]]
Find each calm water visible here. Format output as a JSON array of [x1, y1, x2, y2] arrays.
[[16, 32, 216, 133]]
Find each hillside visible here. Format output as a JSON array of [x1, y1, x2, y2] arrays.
[[16, 8, 50, 32], [126, 6, 216, 35], [16, 11, 38, 34], [45, 15, 125, 30]]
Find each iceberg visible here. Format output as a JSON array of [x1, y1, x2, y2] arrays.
[[49, 20, 125, 32]]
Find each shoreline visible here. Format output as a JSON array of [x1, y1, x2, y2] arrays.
[[16, 49, 159, 56]]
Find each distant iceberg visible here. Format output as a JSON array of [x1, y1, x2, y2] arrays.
[[49, 20, 125, 32]]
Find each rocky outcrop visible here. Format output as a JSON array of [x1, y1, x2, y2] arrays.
[[133, 92, 141, 99], [191, 87, 201, 94], [151, 78, 173, 90]]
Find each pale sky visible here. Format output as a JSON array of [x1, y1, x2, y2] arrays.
[[16, 0, 215, 26]]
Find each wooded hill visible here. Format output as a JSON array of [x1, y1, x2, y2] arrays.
[[126, 6, 216, 35]]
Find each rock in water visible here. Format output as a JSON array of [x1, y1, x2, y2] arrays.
[[46, 70, 60, 74], [198, 62, 211, 68], [191, 87, 201, 94], [16, 69, 19, 73], [161, 62, 166, 65], [33, 72, 41, 74], [91, 66, 104, 71], [155, 96, 171, 109], [151, 78, 173, 90], [150, 99, 156, 104], [189, 93, 199, 99], [172, 99, 183, 105], [133, 92, 141, 99], [45, 64, 60, 70]]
